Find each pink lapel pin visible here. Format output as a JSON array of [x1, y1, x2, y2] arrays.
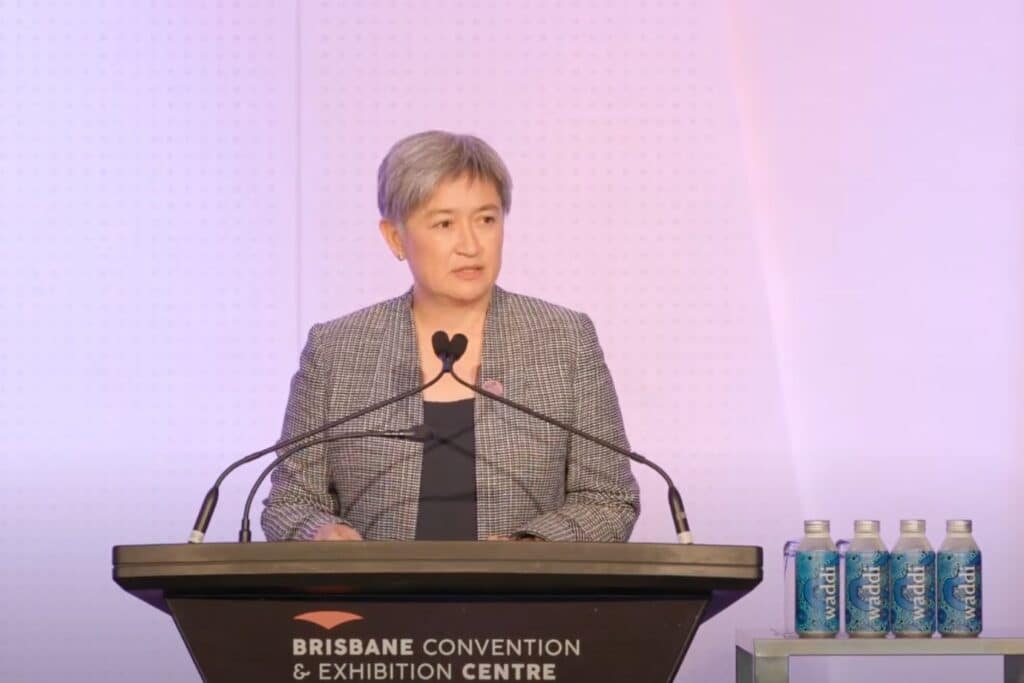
[[482, 379, 504, 397]]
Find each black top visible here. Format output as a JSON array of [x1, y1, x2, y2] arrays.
[[414, 398, 478, 540]]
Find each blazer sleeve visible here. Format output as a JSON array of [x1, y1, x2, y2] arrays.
[[260, 323, 350, 541], [514, 313, 641, 542]]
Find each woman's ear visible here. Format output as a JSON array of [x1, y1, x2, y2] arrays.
[[378, 218, 405, 261]]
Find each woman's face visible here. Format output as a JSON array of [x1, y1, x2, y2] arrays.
[[380, 173, 504, 306]]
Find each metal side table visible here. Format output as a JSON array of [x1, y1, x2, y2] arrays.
[[736, 631, 1024, 683]]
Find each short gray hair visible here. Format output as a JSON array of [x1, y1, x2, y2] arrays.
[[377, 131, 512, 226]]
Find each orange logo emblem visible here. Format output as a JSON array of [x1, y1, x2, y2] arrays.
[[293, 611, 364, 630]]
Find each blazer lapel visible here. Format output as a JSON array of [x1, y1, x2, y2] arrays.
[[371, 288, 422, 408], [475, 285, 526, 537], [363, 288, 423, 539]]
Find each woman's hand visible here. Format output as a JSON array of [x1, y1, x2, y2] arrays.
[[312, 523, 363, 541], [486, 533, 544, 541]]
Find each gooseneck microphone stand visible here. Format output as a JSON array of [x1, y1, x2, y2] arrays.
[[445, 333, 693, 543], [188, 331, 458, 542]]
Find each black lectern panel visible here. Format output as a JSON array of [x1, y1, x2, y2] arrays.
[[170, 596, 704, 682]]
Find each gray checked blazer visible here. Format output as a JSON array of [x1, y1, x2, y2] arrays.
[[260, 285, 640, 542]]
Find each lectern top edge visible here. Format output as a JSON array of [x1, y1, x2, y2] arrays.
[[113, 540, 763, 569]]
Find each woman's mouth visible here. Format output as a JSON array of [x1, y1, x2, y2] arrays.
[[453, 267, 483, 280]]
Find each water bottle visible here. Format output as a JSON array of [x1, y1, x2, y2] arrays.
[[795, 520, 839, 638], [937, 519, 982, 637], [891, 519, 936, 637], [845, 520, 890, 637]]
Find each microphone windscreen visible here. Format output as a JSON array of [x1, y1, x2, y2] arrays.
[[449, 333, 468, 360], [431, 330, 451, 359]]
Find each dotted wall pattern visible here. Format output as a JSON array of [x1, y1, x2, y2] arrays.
[[1, 3, 297, 681]]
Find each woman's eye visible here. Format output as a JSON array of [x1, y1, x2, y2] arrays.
[[482, 215, 496, 224], [434, 220, 451, 229]]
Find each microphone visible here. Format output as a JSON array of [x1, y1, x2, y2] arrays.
[[446, 333, 693, 544], [433, 330, 460, 371], [448, 333, 468, 363], [237, 426, 434, 542], [187, 331, 454, 543]]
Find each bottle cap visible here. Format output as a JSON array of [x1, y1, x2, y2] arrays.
[[946, 519, 972, 533], [854, 520, 880, 534], [804, 519, 830, 534], [900, 519, 926, 533]]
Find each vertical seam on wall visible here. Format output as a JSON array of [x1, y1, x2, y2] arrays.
[[295, 0, 303, 348]]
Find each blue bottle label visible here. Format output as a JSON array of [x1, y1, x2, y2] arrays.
[[845, 550, 890, 634], [891, 549, 935, 634], [937, 550, 982, 635], [796, 549, 839, 635]]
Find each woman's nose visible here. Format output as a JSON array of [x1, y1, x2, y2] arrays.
[[454, 221, 481, 255]]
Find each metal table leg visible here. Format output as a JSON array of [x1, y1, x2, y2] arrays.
[[1006, 654, 1024, 683], [735, 645, 753, 682]]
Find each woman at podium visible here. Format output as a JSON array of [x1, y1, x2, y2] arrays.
[[261, 131, 639, 544]]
